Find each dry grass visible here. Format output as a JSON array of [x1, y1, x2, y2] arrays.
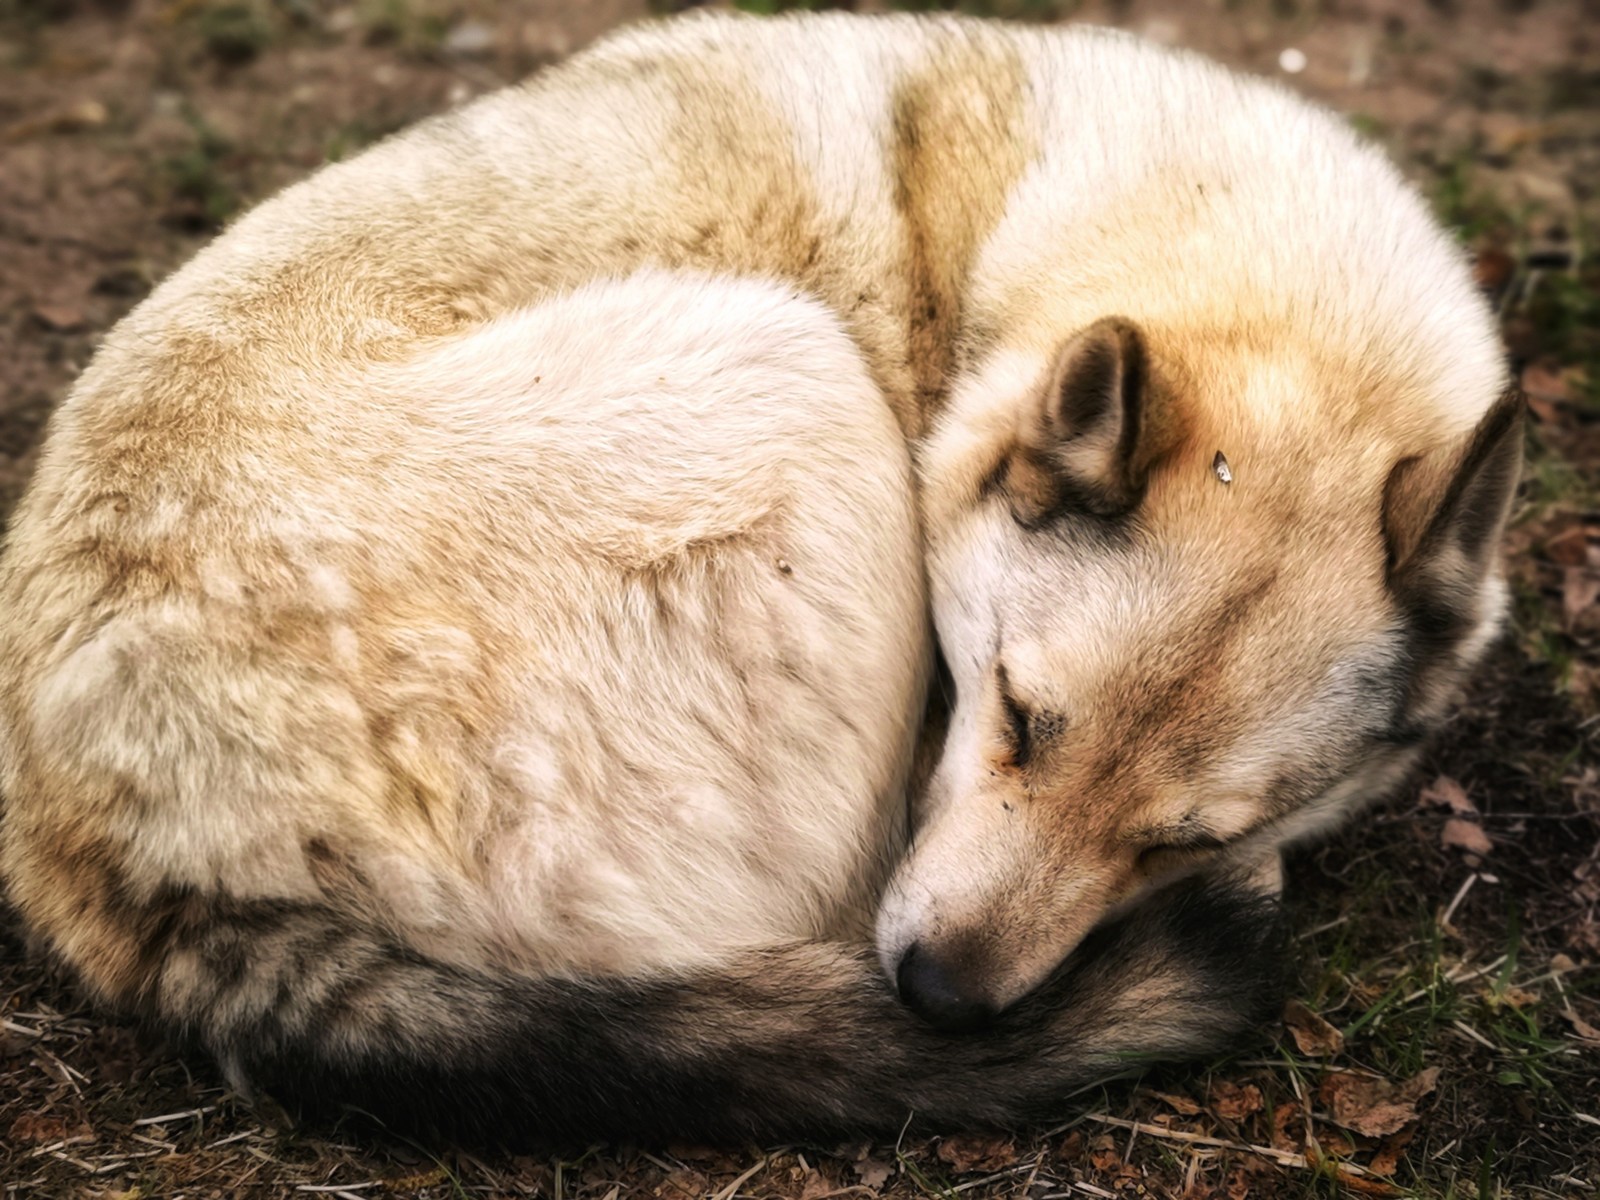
[[3, 1, 1599, 1196]]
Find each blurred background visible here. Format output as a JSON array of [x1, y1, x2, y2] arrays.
[[1, 1, 1597, 1197]]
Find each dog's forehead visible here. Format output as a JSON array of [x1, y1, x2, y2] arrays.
[[1007, 508, 1390, 702]]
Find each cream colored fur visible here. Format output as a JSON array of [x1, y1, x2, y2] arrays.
[[2, 266, 926, 987], [0, 12, 1514, 1045]]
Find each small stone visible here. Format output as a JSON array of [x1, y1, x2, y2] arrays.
[[59, 98, 108, 129], [32, 304, 87, 332], [325, 5, 359, 34], [444, 19, 495, 58]]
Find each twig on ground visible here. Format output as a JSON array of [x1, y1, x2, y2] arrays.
[[1440, 874, 1479, 927], [27, 1136, 95, 1158], [949, 1162, 1043, 1194], [710, 1155, 770, 1200], [1452, 1019, 1499, 1050], [295, 1183, 378, 1193], [133, 1104, 219, 1126], [1401, 953, 1508, 1003], [1081, 1113, 1383, 1180]]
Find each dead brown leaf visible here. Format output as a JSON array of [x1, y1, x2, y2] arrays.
[[1270, 1099, 1303, 1153], [851, 1158, 893, 1190], [1208, 1080, 1263, 1121], [1520, 360, 1571, 403], [1441, 817, 1493, 856], [1368, 1146, 1402, 1177], [1560, 1008, 1600, 1043], [658, 1168, 709, 1198], [385, 1167, 450, 1192], [1524, 390, 1563, 424], [9, 1113, 88, 1143], [1367, 1126, 1418, 1177], [1088, 1133, 1122, 1174], [1150, 1090, 1204, 1115], [1419, 776, 1478, 816], [1319, 1068, 1441, 1138], [1283, 998, 1345, 1056], [1318, 1128, 1358, 1156], [1544, 525, 1594, 568], [1331, 1169, 1404, 1197], [1399, 1067, 1441, 1101], [935, 1133, 1017, 1173], [1563, 568, 1600, 629]]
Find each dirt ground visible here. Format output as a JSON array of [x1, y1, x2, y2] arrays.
[[2, 0, 1598, 1197]]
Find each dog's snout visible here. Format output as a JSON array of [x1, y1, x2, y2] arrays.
[[894, 942, 998, 1032]]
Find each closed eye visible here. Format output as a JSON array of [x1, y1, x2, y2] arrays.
[[996, 666, 1033, 769], [1131, 820, 1229, 855], [1135, 824, 1229, 875], [1158, 827, 1227, 851]]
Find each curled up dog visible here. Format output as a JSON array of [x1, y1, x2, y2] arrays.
[[0, 13, 1519, 1144]]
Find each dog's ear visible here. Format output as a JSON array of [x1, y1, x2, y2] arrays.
[[1001, 318, 1151, 524], [1382, 390, 1524, 628]]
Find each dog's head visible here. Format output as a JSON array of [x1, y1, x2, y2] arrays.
[[879, 315, 1521, 1029]]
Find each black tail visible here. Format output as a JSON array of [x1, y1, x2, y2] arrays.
[[156, 868, 1284, 1148]]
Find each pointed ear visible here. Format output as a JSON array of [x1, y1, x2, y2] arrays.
[[1001, 318, 1151, 524], [1383, 391, 1524, 618]]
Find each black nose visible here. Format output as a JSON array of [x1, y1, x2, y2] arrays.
[[895, 943, 998, 1032]]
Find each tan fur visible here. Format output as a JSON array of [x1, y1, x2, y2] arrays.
[[1, 12, 1515, 1070], [891, 37, 1034, 430], [890, 290, 1516, 1010], [2, 268, 928, 1000]]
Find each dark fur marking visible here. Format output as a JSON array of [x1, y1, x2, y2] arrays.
[[175, 864, 1285, 1149], [889, 48, 1028, 430], [1386, 389, 1524, 710], [25, 827, 1284, 1147], [996, 321, 1159, 535], [1043, 319, 1149, 520], [1411, 390, 1525, 567], [1374, 719, 1428, 750]]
